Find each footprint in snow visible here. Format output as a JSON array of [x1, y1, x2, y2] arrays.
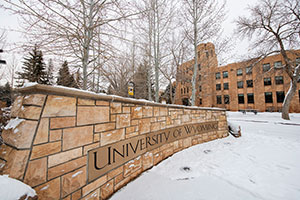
[[204, 150, 212, 154]]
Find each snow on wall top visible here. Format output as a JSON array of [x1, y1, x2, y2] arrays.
[[17, 84, 225, 111]]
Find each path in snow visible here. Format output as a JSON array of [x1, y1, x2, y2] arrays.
[[111, 112, 300, 200]]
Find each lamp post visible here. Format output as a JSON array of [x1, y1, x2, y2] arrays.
[[128, 81, 135, 98]]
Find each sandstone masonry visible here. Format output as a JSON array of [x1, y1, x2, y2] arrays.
[[0, 84, 228, 200]]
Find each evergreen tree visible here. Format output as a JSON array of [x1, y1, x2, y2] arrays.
[[133, 61, 154, 100], [16, 45, 48, 86], [46, 59, 55, 85], [57, 61, 79, 88], [0, 82, 12, 106], [160, 83, 176, 104]]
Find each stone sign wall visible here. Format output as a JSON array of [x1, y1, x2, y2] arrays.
[[0, 84, 228, 200]]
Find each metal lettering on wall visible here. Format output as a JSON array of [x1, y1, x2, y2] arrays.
[[87, 121, 218, 182]]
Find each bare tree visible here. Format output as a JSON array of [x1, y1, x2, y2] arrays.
[[2, 0, 139, 90], [236, 0, 300, 120], [182, 0, 226, 106]]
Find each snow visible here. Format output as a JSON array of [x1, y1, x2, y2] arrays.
[[72, 170, 83, 178], [111, 112, 300, 200], [0, 175, 36, 200], [22, 82, 38, 88], [4, 117, 25, 130]]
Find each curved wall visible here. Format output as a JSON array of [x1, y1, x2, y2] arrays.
[[0, 84, 228, 200]]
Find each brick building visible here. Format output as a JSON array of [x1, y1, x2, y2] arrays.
[[175, 43, 300, 113]]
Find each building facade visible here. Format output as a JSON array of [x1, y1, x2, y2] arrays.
[[175, 43, 300, 113]]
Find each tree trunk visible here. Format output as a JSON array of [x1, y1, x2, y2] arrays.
[[191, 1, 198, 106], [282, 79, 297, 120]]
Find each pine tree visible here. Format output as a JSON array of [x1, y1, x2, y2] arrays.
[[16, 45, 48, 86], [57, 61, 79, 88], [46, 59, 55, 85], [0, 82, 12, 106], [133, 61, 154, 100]]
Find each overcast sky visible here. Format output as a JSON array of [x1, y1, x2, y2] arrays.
[[0, 0, 259, 85]]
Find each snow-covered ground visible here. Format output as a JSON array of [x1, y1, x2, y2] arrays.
[[111, 112, 300, 200]]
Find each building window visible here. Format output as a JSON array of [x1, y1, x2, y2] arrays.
[[223, 71, 228, 78], [198, 75, 201, 81], [216, 84, 221, 90], [199, 98, 202, 105], [181, 88, 183, 94], [237, 68, 243, 76], [237, 81, 243, 88], [215, 72, 221, 79], [184, 88, 186, 94], [217, 95, 222, 104], [274, 61, 282, 69], [276, 91, 285, 103], [296, 57, 300, 64], [206, 51, 209, 58], [198, 64, 201, 71], [187, 87, 189, 93], [247, 93, 254, 104], [263, 63, 270, 72], [238, 94, 244, 104], [223, 82, 229, 90], [198, 52, 200, 59], [246, 80, 253, 88], [265, 92, 273, 103], [246, 66, 252, 74], [264, 77, 272, 86], [199, 85, 202, 92], [275, 76, 284, 85], [224, 95, 230, 104], [299, 90, 300, 102]]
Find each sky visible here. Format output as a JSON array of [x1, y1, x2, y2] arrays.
[[0, 0, 259, 85]]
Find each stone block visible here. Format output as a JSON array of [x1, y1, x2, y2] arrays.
[[10, 96, 24, 117], [95, 122, 115, 132], [77, 106, 109, 126], [48, 156, 86, 180], [150, 122, 160, 132], [31, 141, 61, 160], [124, 157, 142, 177], [24, 157, 47, 187], [101, 129, 125, 146], [131, 106, 142, 119], [82, 175, 107, 197], [138, 118, 151, 134], [83, 189, 100, 200], [159, 107, 168, 116], [0, 145, 29, 180], [162, 147, 174, 159], [126, 126, 137, 134], [43, 95, 76, 117], [157, 116, 166, 122], [142, 152, 153, 170], [34, 118, 49, 145], [125, 131, 139, 139], [153, 107, 160, 117], [62, 166, 86, 197], [96, 100, 109, 106], [34, 177, 60, 200], [50, 129, 62, 142], [116, 114, 130, 128], [12, 106, 42, 120], [83, 143, 99, 155], [71, 190, 82, 200], [153, 152, 162, 165], [111, 102, 122, 114], [107, 166, 123, 180], [101, 179, 114, 200], [78, 98, 95, 105], [50, 117, 75, 129], [114, 175, 130, 191], [48, 147, 82, 167], [23, 94, 46, 106], [122, 106, 131, 113], [63, 126, 93, 151], [143, 106, 153, 117], [2, 120, 38, 149], [94, 133, 100, 142]]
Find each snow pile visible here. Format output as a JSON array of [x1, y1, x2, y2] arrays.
[[111, 112, 300, 200], [0, 175, 36, 200], [4, 117, 25, 130]]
